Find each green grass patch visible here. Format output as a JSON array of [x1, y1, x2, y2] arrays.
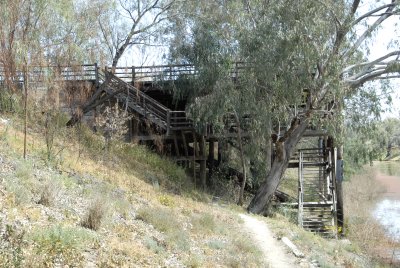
[[29, 225, 98, 266], [136, 206, 190, 250], [191, 213, 216, 234]]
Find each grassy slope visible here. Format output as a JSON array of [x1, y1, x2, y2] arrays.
[[0, 114, 264, 267], [0, 111, 387, 267]]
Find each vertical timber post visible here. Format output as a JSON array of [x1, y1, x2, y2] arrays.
[[181, 131, 189, 168], [131, 66, 135, 85], [208, 140, 215, 180], [298, 151, 304, 227], [199, 135, 206, 190], [192, 131, 197, 186], [166, 110, 171, 136], [336, 144, 344, 235], [94, 63, 99, 88]]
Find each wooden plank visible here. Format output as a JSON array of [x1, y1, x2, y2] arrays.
[[282, 237, 304, 258], [173, 132, 180, 157]]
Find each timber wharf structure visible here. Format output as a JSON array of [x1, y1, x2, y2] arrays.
[[0, 63, 344, 236]]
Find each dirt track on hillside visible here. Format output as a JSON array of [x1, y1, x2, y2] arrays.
[[239, 214, 299, 268]]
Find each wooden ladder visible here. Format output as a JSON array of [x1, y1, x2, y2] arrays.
[[298, 148, 337, 237]]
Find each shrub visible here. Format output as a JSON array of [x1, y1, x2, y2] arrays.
[[37, 180, 59, 207], [136, 207, 178, 233], [191, 213, 216, 234], [143, 236, 165, 254], [184, 254, 203, 268], [137, 206, 190, 250], [30, 225, 97, 266], [158, 194, 175, 207], [0, 224, 25, 267], [81, 199, 108, 231], [5, 178, 33, 205], [207, 239, 225, 250], [15, 160, 33, 181]]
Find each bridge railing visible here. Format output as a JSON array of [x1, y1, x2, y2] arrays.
[[0, 64, 99, 87], [1, 62, 249, 87], [109, 62, 248, 83]]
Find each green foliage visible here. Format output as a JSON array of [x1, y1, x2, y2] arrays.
[[5, 160, 36, 205], [143, 236, 165, 254], [344, 117, 400, 173], [0, 90, 20, 114], [207, 239, 225, 250], [191, 213, 216, 234], [158, 194, 175, 207], [30, 225, 98, 266], [37, 110, 69, 162]]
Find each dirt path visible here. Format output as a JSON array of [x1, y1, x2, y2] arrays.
[[239, 213, 299, 268]]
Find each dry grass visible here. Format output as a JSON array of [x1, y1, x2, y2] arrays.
[[344, 167, 400, 265], [81, 199, 108, 231], [0, 111, 345, 267], [37, 180, 59, 206]]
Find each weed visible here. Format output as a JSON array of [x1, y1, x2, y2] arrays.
[[0, 224, 25, 267], [165, 229, 190, 250], [37, 180, 59, 206], [191, 213, 216, 234], [5, 178, 33, 205], [158, 194, 175, 207], [143, 236, 165, 254], [136, 206, 178, 233], [226, 235, 264, 267], [184, 254, 203, 267], [30, 225, 97, 266], [137, 206, 190, 250], [275, 205, 299, 224], [207, 239, 225, 250], [15, 160, 33, 181], [81, 199, 108, 231], [114, 197, 132, 218], [0, 90, 20, 113]]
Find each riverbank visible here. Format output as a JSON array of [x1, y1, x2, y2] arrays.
[[373, 161, 400, 263], [343, 165, 400, 266]]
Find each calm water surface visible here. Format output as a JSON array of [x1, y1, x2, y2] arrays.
[[373, 161, 400, 242]]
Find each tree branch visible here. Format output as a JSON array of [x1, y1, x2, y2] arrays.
[[342, 50, 400, 75], [352, 3, 397, 26], [344, 1, 398, 59]]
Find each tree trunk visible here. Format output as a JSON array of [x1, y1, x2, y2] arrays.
[[247, 116, 310, 214], [235, 113, 247, 206]]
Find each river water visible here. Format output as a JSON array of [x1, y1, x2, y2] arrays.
[[373, 161, 400, 242]]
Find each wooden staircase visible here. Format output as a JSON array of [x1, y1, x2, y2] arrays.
[[67, 70, 193, 134], [298, 149, 337, 237]]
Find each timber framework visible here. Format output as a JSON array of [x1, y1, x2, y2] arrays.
[[0, 63, 344, 237]]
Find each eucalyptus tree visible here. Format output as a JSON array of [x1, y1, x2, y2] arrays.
[[169, 0, 400, 214], [95, 0, 175, 67], [245, 0, 400, 214]]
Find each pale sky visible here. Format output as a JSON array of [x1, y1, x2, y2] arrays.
[[360, 2, 400, 119], [120, 1, 400, 119]]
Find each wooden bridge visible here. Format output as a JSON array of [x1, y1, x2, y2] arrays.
[[0, 63, 344, 237]]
